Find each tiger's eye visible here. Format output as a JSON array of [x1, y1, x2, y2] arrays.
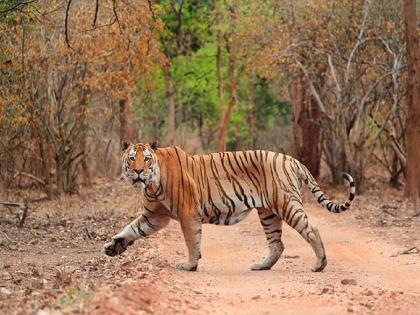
[[129, 156, 135, 161]]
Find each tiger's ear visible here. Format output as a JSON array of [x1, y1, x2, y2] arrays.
[[121, 138, 132, 151], [150, 141, 158, 151]]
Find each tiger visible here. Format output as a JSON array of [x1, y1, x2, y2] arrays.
[[103, 140, 355, 272]]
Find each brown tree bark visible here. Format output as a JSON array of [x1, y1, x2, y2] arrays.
[[247, 103, 254, 149], [119, 97, 136, 141], [216, 41, 225, 125], [80, 92, 91, 185], [163, 63, 175, 146], [403, 0, 420, 199], [80, 130, 91, 185], [215, 7, 227, 152], [291, 72, 321, 177], [217, 39, 236, 152]]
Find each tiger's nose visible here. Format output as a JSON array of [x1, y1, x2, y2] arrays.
[[134, 169, 143, 175]]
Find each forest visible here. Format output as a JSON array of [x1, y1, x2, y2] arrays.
[[0, 1, 419, 314]]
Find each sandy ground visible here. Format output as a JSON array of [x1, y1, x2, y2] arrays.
[[1, 180, 419, 315], [99, 206, 420, 315]]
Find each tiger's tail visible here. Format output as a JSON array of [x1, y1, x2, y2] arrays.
[[299, 164, 355, 213]]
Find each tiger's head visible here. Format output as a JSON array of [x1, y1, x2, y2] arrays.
[[121, 139, 159, 189]]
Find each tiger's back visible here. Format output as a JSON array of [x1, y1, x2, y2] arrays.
[[156, 148, 352, 225], [190, 150, 301, 226]]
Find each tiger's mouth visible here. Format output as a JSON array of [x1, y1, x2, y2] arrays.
[[132, 177, 146, 188]]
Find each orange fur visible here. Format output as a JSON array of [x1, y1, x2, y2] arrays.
[[104, 142, 355, 272]]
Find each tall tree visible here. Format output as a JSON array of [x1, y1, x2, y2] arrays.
[[215, 4, 226, 151], [291, 72, 321, 176], [216, 2, 239, 152], [119, 98, 137, 141], [163, 62, 175, 145], [0, 0, 162, 195], [157, 0, 212, 145], [403, 0, 420, 199], [217, 34, 237, 152]]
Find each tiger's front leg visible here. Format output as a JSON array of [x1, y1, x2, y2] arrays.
[[176, 213, 202, 272], [103, 211, 170, 257]]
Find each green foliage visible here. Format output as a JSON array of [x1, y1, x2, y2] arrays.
[[58, 288, 91, 307], [227, 77, 291, 150], [0, 1, 37, 24], [252, 78, 290, 129], [134, 37, 291, 151], [172, 43, 219, 124], [133, 1, 291, 151], [156, 0, 214, 56], [134, 66, 167, 140], [134, 43, 221, 148]]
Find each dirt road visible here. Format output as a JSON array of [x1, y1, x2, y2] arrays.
[[92, 197, 420, 315], [1, 181, 419, 315]]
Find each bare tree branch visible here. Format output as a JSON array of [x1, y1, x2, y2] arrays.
[[362, 106, 396, 168], [65, 0, 72, 48], [13, 171, 46, 186], [327, 53, 341, 93], [0, 0, 35, 14], [146, 0, 155, 20], [112, 0, 123, 35], [295, 58, 332, 120], [372, 116, 407, 166], [92, 0, 99, 27], [345, 0, 371, 83]]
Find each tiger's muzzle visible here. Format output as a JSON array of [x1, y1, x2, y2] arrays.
[[132, 177, 146, 188]]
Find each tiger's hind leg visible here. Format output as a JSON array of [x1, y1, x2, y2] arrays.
[[284, 199, 327, 272], [250, 208, 284, 271]]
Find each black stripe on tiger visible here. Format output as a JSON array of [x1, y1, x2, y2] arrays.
[[301, 165, 355, 213]]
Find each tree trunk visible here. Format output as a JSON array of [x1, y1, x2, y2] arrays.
[[80, 130, 91, 185], [215, 33, 227, 151], [163, 63, 175, 146], [38, 138, 54, 198], [322, 121, 347, 185], [291, 73, 321, 177], [217, 39, 236, 152], [119, 97, 136, 141], [403, 0, 420, 199], [247, 103, 254, 149], [80, 93, 91, 185]]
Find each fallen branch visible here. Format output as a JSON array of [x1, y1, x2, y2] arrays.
[[383, 209, 396, 217], [29, 196, 49, 203], [0, 231, 16, 244], [13, 171, 46, 186], [390, 246, 418, 257], [0, 201, 25, 207]]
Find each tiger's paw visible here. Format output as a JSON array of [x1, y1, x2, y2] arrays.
[[250, 263, 272, 271], [176, 262, 198, 272], [311, 257, 327, 272], [103, 237, 133, 257]]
